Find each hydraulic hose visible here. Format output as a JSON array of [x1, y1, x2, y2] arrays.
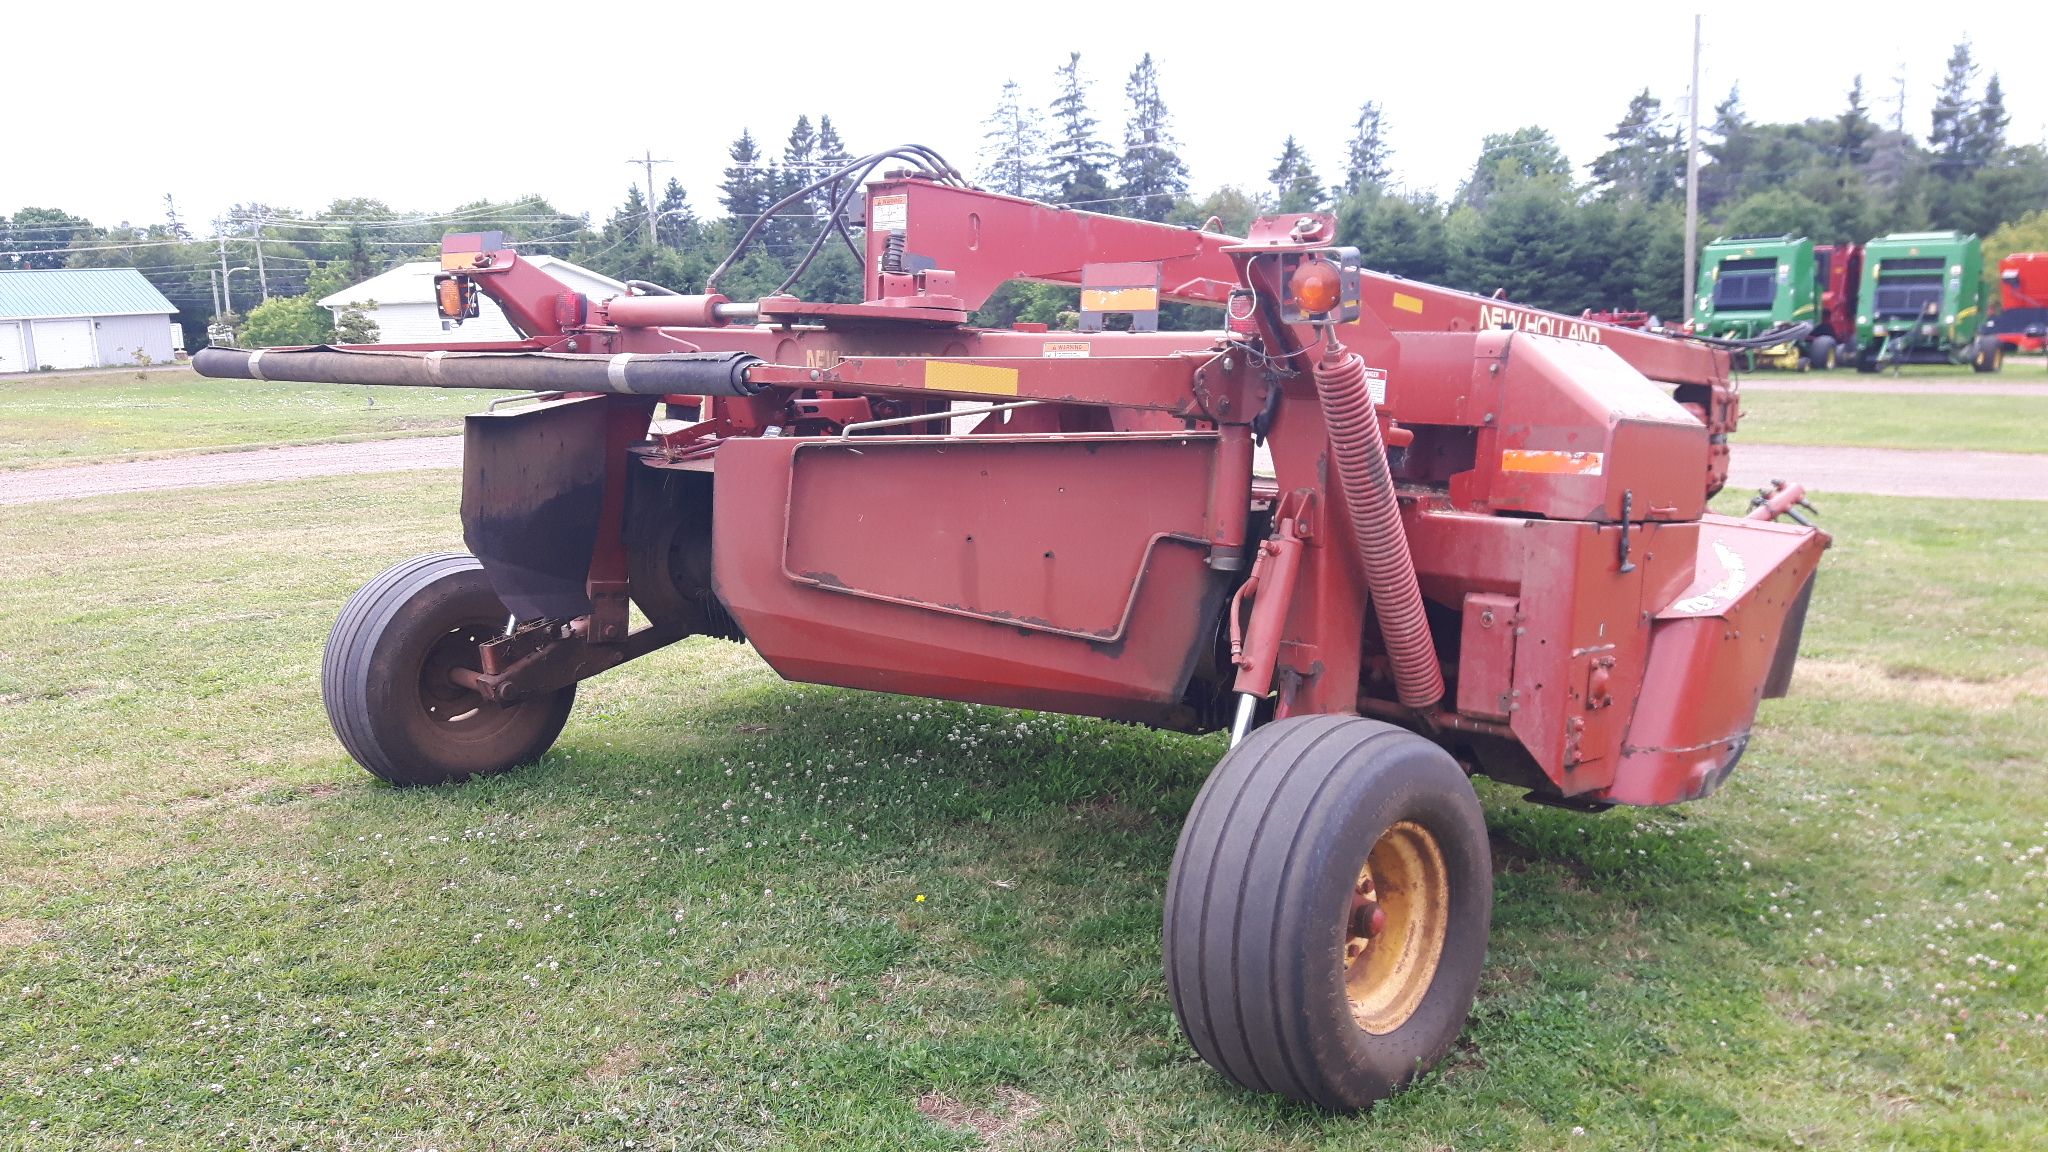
[[1673, 321, 1816, 350], [1313, 346, 1445, 709]]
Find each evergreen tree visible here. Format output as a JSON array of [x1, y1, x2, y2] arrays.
[[1047, 53, 1115, 207], [979, 80, 1048, 198], [1929, 42, 1978, 176], [1448, 184, 1583, 310], [1836, 76, 1876, 167], [1590, 89, 1682, 203], [655, 178, 697, 249], [1268, 137, 1326, 212], [1117, 53, 1188, 221], [1335, 186, 1447, 281], [611, 184, 650, 247], [1968, 74, 2009, 168], [816, 116, 856, 229], [769, 116, 821, 258], [719, 130, 774, 227], [1342, 101, 1393, 195], [1458, 127, 1570, 209]]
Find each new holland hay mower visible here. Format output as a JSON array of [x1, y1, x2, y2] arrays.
[[195, 146, 1828, 1111]]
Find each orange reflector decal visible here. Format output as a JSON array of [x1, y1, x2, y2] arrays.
[[1080, 287, 1160, 312], [923, 361, 1020, 395], [1392, 292, 1424, 313], [1501, 449, 1604, 475]]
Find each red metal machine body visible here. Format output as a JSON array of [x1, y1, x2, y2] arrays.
[[1992, 252, 2048, 354], [1815, 242, 1863, 344], [199, 178, 1828, 809]]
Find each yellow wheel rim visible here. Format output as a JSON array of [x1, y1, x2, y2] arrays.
[[1342, 821, 1449, 1035]]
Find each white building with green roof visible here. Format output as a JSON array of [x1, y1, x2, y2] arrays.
[[0, 267, 182, 372]]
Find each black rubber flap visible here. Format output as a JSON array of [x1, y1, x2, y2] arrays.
[[461, 396, 607, 621]]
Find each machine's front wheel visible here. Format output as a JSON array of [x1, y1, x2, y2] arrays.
[[1809, 335, 1837, 370], [323, 552, 575, 786], [1164, 715, 1492, 1112]]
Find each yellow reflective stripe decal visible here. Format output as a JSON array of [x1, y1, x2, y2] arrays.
[[1392, 292, 1424, 313], [1080, 287, 1159, 312], [922, 361, 1020, 395]]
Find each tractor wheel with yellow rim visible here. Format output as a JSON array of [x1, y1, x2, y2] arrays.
[[1163, 714, 1492, 1112]]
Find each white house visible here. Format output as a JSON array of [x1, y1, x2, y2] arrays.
[[0, 268, 182, 372], [318, 257, 627, 344]]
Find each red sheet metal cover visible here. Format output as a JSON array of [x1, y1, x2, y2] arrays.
[[712, 432, 1229, 727], [1605, 514, 1828, 805]]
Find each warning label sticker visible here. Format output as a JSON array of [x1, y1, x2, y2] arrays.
[[1363, 366, 1387, 404], [1042, 342, 1092, 358], [870, 194, 908, 233]]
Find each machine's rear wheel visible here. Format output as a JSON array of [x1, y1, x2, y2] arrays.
[[323, 552, 575, 786], [1974, 338, 2005, 373], [1164, 715, 1491, 1112], [1854, 343, 1881, 374]]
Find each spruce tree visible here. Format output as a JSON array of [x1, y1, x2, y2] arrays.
[[1268, 137, 1326, 212], [1458, 127, 1569, 209], [654, 178, 696, 250], [1117, 53, 1188, 221], [1343, 102, 1393, 195], [1836, 76, 1876, 167], [979, 80, 1047, 198], [1590, 90, 1681, 203], [1047, 53, 1115, 207], [770, 116, 821, 258], [1968, 74, 2009, 168], [1929, 42, 1978, 176], [815, 116, 856, 229], [719, 130, 773, 226]]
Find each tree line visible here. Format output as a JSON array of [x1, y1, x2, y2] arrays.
[[5, 42, 2044, 348]]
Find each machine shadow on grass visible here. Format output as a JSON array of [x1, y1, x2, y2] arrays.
[[331, 665, 1769, 1141]]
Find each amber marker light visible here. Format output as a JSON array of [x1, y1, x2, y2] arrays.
[[437, 278, 468, 319], [1289, 258, 1343, 316]]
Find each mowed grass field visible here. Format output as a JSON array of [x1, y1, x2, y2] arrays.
[[0, 369, 476, 470], [0, 471, 2044, 1150], [1734, 390, 2048, 455]]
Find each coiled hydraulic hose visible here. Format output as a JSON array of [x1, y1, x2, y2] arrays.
[[1313, 346, 1446, 709]]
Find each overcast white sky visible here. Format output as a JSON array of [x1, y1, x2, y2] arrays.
[[7, 2, 2046, 232]]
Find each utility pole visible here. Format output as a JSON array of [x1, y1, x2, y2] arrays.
[[249, 210, 269, 301], [1682, 13, 1703, 328], [217, 234, 233, 318], [628, 150, 670, 245]]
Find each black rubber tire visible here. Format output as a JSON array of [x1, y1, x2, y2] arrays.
[[1854, 345, 1880, 374], [323, 552, 575, 786], [1164, 714, 1492, 1112], [1809, 335, 1837, 370], [628, 505, 718, 633], [1974, 340, 2004, 373]]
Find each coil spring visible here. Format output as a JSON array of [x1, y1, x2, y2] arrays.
[[1313, 348, 1446, 708], [881, 231, 907, 274]]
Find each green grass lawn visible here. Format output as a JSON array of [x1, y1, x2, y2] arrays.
[[1734, 390, 2048, 454], [0, 477, 2044, 1150], [0, 369, 476, 470], [1760, 356, 2048, 383]]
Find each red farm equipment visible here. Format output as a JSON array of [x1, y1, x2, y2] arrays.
[[194, 147, 1828, 1112], [1988, 251, 2048, 356]]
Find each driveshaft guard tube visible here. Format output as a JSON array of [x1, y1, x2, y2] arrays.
[[193, 346, 766, 396]]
